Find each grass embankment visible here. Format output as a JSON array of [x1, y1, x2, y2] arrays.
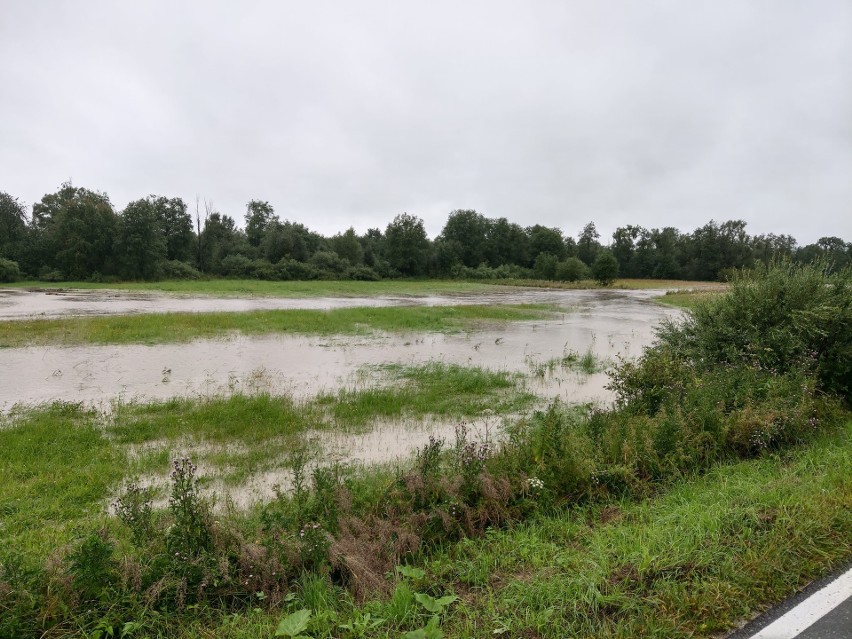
[[0, 304, 553, 348], [421, 421, 852, 638], [171, 421, 850, 639]]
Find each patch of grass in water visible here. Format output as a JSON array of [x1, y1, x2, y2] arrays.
[[530, 348, 607, 376], [317, 364, 533, 425], [0, 304, 555, 347]]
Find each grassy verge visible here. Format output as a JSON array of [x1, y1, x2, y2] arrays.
[[428, 420, 852, 638], [0, 304, 554, 347], [170, 420, 848, 639]]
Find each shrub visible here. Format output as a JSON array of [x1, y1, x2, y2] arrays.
[[555, 257, 589, 282], [161, 259, 202, 280], [533, 252, 558, 280], [655, 259, 852, 402], [591, 249, 619, 286], [0, 258, 20, 282], [347, 265, 381, 281]]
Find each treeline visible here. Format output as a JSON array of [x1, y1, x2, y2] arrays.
[[1, 182, 850, 283]]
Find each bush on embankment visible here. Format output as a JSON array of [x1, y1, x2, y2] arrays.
[[0, 261, 849, 638]]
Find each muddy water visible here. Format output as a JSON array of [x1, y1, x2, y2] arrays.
[[0, 291, 678, 410], [135, 417, 502, 509], [0, 285, 663, 319]]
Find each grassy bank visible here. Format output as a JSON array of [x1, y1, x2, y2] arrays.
[[0, 304, 554, 347], [169, 420, 850, 639]]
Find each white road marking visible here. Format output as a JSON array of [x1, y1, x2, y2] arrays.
[[749, 567, 852, 639]]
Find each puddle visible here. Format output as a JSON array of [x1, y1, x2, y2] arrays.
[[126, 416, 503, 510], [0, 291, 679, 410]]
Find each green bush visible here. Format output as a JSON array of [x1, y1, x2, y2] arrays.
[[161, 259, 202, 280], [591, 249, 619, 286], [653, 260, 852, 402], [555, 257, 589, 282], [0, 258, 20, 282]]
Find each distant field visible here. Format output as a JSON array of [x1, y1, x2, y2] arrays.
[[5, 277, 717, 297], [0, 303, 555, 347], [5, 279, 497, 297]]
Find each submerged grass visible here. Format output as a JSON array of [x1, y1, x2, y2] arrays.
[[0, 363, 532, 556], [0, 303, 553, 347]]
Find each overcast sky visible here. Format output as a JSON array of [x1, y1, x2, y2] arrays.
[[1, 1, 850, 245]]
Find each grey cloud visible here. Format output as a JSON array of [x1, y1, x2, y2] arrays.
[[1, 0, 850, 244]]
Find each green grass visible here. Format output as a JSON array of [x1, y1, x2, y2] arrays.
[[6, 279, 497, 297], [137, 420, 852, 638], [528, 349, 608, 377], [0, 364, 534, 559], [427, 421, 852, 638], [0, 403, 127, 562], [0, 304, 554, 347], [656, 288, 724, 309]]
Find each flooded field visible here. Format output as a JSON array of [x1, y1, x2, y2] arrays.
[[1, 287, 680, 505], [1, 290, 676, 410], [0, 285, 663, 319]]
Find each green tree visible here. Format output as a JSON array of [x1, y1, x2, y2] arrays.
[[439, 210, 490, 267], [592, 249, 619, 286], [527, 225, 565, 262], [245, 200, 277, 248], [200, 212, 246, 274], [152, 196, 194, 262], [385, 213, 431, 276], [115, 198, 168, 279], [611, 225, 645, 278], [486, 218, 529, 267], [31, 182, 117, 279], [0, 191, 27, 262], [533, 252, 558, 279], [330, 227, 363, 266], [577, 222, 601, 266]]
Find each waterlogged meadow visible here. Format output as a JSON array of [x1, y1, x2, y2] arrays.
[[0, 266, 850, 638]]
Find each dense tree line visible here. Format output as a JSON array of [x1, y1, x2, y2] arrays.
[[1, 183, 849, 283]]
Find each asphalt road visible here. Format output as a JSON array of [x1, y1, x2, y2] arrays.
[[727, 564, 852, 639]]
